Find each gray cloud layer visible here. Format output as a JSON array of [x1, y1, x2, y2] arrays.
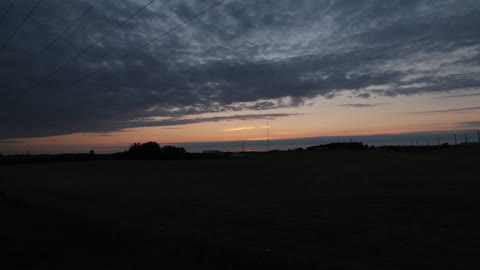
[[123, 113, 298, 129], [1, 0, 480, 139], [339, 103, 387, 108], [0, 140, 24, 144], [437, 93, 480, 99], [457, 121, 480, 128], [413, 106, 480, 114]]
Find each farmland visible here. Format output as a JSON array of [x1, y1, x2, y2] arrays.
[[1, 148, 479, 269]]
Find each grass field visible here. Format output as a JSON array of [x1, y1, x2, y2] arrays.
[[1, 148, 479, 269]]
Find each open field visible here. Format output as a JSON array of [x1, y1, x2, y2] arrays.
[[1, 148, 480, 269]]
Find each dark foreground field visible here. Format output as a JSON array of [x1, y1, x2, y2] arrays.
[[1, 149, 479, 269]]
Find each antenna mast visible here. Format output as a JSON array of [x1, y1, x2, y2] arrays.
[[267, 121, 270, 152]]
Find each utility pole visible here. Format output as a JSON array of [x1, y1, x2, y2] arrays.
[[437, 137, 441, 146], [454, 134, 457, 145]]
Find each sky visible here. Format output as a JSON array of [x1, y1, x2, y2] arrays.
[[1, 0, 480, 154]]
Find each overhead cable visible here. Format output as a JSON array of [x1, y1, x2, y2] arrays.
[[0, 0, 17, 26], [43, 0, 156, 81], [73, 0, 226, 86], [1, 0, 44, 50], [43, 0, 101, 50]]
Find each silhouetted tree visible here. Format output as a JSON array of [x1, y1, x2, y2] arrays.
[[161, 145, 185, 154], [306, 142, 366, 151], [127, 141, 162, 159], [125, 142, 188, 160], [161, 145, 186, 159], [89, 150, 95, 160]]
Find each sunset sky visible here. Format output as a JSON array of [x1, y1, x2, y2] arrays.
[[1, 0, 480, 154]]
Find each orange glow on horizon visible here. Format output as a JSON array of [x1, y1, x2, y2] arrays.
[[3, 90, 480, 154], [247, 137, 277, 141], [223, 127, 256, 132]]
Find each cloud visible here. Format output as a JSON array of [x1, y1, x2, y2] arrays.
[[413, 106, 480, 114], [1, 0, 480, 139], [356, 93, 371, 99], [456, 121, 480, 128], [0, 111, 297, 140], [125, 113, 298, 129], [339, 103, 387, 108], [436, 92, 480, 99], [223, 127, 256, 132], [247, 137, 274, 141], [0, 140, 24, 144]]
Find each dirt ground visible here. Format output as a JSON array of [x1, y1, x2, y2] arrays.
[[1, 148, 479, 269]]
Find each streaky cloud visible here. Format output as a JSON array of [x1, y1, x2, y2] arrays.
[[457, 121, 480, 128], [338, 103, 387, 108], [413, 106, 480, 114], [436, 92, 480, 99], [124, 113, 299, 129], [0, 140, 24, 144]]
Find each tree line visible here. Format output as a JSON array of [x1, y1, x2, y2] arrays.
[[0, 142, 188, 165], [126, 142, 186, 160]]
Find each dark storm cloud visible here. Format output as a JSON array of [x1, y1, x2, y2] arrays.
[[1, 0, 480, 139], [0, 110, 296, 139]]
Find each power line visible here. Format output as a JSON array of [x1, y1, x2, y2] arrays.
[[1, 0, 44, 50], [43, 0, 155, 82], [73, 0, 226, 86], [43, 0, 101, 50], [9, 0, 225, 99], [6, 0, 101, 87], [0, 0, 17, 26]]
